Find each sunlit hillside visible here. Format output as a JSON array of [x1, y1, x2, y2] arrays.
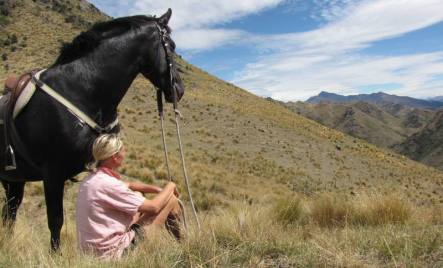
[[0, 0, 442, 267]]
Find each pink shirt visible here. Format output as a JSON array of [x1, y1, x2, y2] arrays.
[[76, 169, 145, 259]]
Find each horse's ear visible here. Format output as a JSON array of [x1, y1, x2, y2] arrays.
[[158, 8, 172, 26]]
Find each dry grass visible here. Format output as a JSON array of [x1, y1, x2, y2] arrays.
[[310, 193, 354, 228], [273, 196, 307, 226], [352, 194, 412, 226], [309, 193, 413, 228], [0, 194, 442, 267]]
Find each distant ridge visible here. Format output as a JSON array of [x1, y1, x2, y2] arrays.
[[307, 91, 443, 110], [275, 99, 434, 149], [429, 96, 443, 102], [394, 110, 443, 170]]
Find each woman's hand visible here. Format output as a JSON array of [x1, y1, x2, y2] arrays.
[[173, 187, 180, 198], [166, 182, 180, 197], [153, 186, 163, 193]]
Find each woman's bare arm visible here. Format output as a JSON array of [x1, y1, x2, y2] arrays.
[[127, 182, 162, 194], [138, 182, 176, 214]]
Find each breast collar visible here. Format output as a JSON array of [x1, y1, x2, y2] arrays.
[[30, 70, 119, 133]]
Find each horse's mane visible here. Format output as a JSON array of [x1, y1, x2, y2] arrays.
[[54, 15, 159, 65]]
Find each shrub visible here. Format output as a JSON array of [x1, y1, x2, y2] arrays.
[[138, 168, 154, 183], [0, 5, 9, 16], [311, 194, 354, 228], [0, 15, 8, 26], [154, 167, 169, 181], [429, 205, 443, 224], [354, 195, 412, 225], [10, 34, 17, 44], [273, 196, 305, 226], [195, 192, 221, 211]]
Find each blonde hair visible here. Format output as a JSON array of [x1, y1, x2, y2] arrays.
[[86, 134, 123, 171]]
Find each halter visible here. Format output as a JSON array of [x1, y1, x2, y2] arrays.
[[154, 22, 201, 230]]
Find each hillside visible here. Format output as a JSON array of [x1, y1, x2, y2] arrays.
[[307, 91, 443, 110], [277, 100, 434, 148], [394, 110, 443, 170], [0, 0, 443, 266]]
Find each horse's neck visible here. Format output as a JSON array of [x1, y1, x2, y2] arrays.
[[49, 55, 140, 122]]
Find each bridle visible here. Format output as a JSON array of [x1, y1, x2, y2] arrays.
[[154, 22, 179, 109], [153, 22, 201, 230]]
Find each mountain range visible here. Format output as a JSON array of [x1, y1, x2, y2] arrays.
[[394, 110, 443, 170], [278, 100, 434, 148], [429, 96, 443, 102], [281, 91, 443, 170], [307, 91, 443, 110]]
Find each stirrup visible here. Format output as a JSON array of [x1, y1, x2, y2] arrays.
[[5, 145, 17, 170]]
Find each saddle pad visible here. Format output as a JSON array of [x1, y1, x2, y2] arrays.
[[12, 70, 45, 119]]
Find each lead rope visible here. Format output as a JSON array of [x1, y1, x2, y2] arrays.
[[157, 91, 188, 232], [173, 103, 201, 230], [155, 22, 200, 230], [156, 90, 201, 231]]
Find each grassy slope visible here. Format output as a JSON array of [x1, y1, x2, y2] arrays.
[[0, 0, 442, 266]]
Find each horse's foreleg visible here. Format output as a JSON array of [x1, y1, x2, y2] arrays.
[[1, 180, 25, 228], [43, 178, 65, 252]]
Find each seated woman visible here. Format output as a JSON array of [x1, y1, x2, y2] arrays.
[[76, 134, 181, 259]]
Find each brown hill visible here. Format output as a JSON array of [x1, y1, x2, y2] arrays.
[[278, 100, 434, 148], [394, 109, 443, 170]]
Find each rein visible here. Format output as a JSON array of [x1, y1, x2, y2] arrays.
[[155, 23, 201, 231], [156, 90, 201, 231]]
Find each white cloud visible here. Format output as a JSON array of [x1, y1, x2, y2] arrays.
[[90, 0, 283, 51], [129, 0, 283, 30], [89, 0, 443, 100], [311, 0, 364, 22], [174, 28, 246, 51], [232, 0, 443, 100], [234, 50, 443, 101]]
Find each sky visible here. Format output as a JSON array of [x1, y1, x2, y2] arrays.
[[88, 0, 443, 101]]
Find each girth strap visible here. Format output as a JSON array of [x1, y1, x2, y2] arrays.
[[31, 71, 118, 133]]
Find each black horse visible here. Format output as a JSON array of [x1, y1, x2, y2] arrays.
[[0, 9, 183, 250]]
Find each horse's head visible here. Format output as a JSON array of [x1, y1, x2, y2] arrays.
[[140, 9, 184, 104]]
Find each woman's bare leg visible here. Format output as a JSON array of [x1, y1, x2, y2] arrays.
[[135, 196, 181, 229]]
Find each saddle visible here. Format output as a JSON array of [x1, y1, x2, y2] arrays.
[[4, 73, 32, 99], [1, 71, 40, 173]]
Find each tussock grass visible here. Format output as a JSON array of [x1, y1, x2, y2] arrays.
[[0, 198, 442, 267], [310, 193, 413, 227], [311, 193, 354, 228], [273, 196, 307, 226], [352, 194, 412, 226]]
